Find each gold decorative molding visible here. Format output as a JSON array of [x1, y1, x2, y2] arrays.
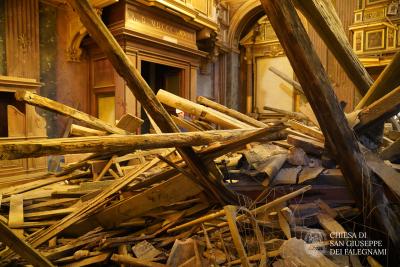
[[125, 4, 197, 49], [227, 0, 262, 51], [240, 16, 285, 59], [66, 0, 117, 62], [133, 0, 218, 31], [350, 0, 400, 65]]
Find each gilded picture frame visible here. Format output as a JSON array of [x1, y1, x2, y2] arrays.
[[366, 0, 388, 6], [365, 29, 385, 50]]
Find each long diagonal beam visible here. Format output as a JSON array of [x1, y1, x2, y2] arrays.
[[260, 0, 400, 259]]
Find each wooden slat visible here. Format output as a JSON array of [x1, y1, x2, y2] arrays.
[[0, 221, 54, 267], [157, 89, 252, 129], [224, 205, 251, 267], [9, 194, 24, 238], [94, 174, 203, 228], [196, 96, 267, 128], [356, 85, 400, 132], [70, 124, 107, 137], [288, 120, 324, 141], [15, 90, 128, 134], [116, 113, 144, 133]]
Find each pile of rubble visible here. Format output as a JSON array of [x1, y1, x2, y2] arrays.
[[0, 86, 396, 267], [1, 0, 400, 266]]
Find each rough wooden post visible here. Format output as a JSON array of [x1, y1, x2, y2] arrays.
[[260, 0, 400, 257]]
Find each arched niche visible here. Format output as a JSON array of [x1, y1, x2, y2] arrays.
[[227, 0, 264, 51]]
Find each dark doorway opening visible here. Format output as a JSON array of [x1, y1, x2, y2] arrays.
[[140, 61, 183, 133]]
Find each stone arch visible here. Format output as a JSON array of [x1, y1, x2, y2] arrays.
[[227, 0, 264, 51]]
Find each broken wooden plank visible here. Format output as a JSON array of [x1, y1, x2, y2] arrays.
[[157, 90, 252, 129], [94, 174, 203, 228], [263, 105, 308, 121], [24, 207, 76, 220], [260, 0, 400, 254], [15, 90, 128, 135], [224, 205, 251, 267], [364, 149, 400, 197], [380, 135, 400, 162], [111, 254, 166, 267], [172, 116, 202, 132], [0, 129, 257, 160], [64, 252, 110, 267], [278, 211, 291, 239], [356, 85, 400, 132], [269, 66, 304, 94], [70, 124, 107, 137], [9, 194, 24, 238], [288, 120, 324, 141], [196, 95, 267, 128], [24, 198, 77, 211], [298, 166, 324, 184], [6, 221, 57, 229], [166, 239, 196, 267], [287, 134, 324, 156], [356, 51, 400, 109], [272, 167, 302, 185], [201, 125, 287, 160], [116, 113, 144, 133], [4, 151, 173, 256], [94, 156, 116, 182], [0, 221, 55, 267], [132, 241, 162, 260], [299, 103, 320, 127]]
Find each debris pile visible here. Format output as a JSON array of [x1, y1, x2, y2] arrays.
[[0, 0, 400, 266], [0, 87, 397, 267]]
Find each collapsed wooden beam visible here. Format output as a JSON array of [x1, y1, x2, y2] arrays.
[[0, 129, 258, 160], [263, 105, 308, 121], [355, 85, 400, 132], [15, 90, 128, 135], [356, 51, 400, 109], [294, 0, 373, 95], [196, 96, 267, 128], [70, 124, 108, 137], [268, 66, 304, 94], [157, 90, 252, 129], [0, 222, 55, 267], [260, 0, 400, 254], [380, 138, 400, 162], [201, 126, 287, 160]]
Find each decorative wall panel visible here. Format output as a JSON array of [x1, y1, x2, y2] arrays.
[[5, 0, 40, 80], [350, 0, 400, 66]]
